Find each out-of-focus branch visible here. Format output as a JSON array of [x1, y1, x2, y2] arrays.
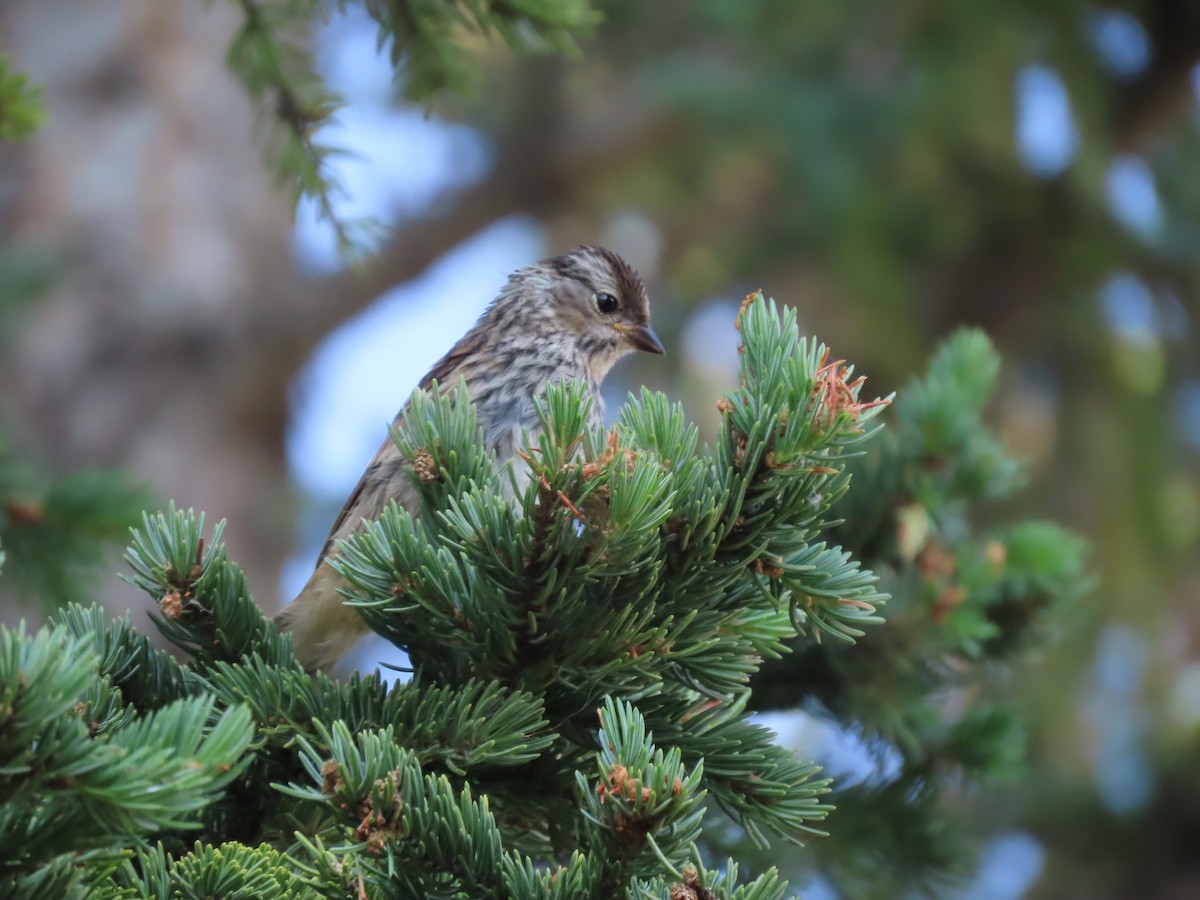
[[0, 54, 45, 141], [224, 0, 602, 259], [226, 0, 373, 256], [253, 87, 679, 373]]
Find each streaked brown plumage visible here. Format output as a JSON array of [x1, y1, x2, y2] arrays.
[[277, 245, 663, 672]]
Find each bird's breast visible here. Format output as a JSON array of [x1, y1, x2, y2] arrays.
[[473, 366, 604, 462]]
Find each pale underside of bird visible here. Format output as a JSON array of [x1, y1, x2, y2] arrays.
[[277, 245, 664, 672]]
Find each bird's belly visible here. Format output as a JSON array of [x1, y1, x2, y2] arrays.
[[479, 381, 603, 496]]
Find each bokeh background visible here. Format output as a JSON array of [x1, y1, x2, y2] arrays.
[[3, 1, 1200, 897]]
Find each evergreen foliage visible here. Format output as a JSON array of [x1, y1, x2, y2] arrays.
[[0, 459, 155, 609], [0, 247, 154, 610], [0, 54, 44, 142], [0, 622, 253, 898], [752, 329, 1089, 896], [0, 296, 1085, 896], [223, 0, 600, 256]]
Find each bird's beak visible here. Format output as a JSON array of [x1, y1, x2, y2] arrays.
[[616, 323, 665, 355]]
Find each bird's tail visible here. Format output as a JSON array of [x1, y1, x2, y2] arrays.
[[276, 561, 370, 673]]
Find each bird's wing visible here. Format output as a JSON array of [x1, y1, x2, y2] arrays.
[[313, 331, 486, 566], [418, 328, 486, 391], [315, 434, 409, 563]]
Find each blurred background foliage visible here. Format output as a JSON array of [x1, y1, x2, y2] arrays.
[[2, 0, 1199, 897]]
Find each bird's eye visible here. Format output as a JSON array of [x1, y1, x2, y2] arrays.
[[595, 291, 619, 314]]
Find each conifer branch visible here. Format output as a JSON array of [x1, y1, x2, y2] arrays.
[[220, 0, 602, 258], [1, 294, 1088, 894], [0, 622, 254, 894], [123, 504, 297, 669], [0, 55, 44, 142], [0, 452, 154, 609], [225, 0, 370, 259]]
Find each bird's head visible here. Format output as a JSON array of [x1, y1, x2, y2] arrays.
[[511, 245, 664, 382]]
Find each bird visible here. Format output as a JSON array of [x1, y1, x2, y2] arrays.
[[277, 245, 664, 672]]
